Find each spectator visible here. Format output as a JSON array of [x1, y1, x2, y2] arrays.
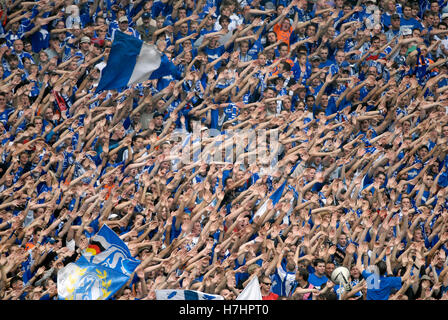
[[1, 0, 448, 302]]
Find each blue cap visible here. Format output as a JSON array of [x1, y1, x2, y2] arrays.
[[153, 111, 164, 118]]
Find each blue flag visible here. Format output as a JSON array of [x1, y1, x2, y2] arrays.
[[57, 225, 141, 300], [57, 261, 129, 300], [80, 224, 140, 277], [148, 53, 181, 80], [270, 180, 287, 204], [96, 31, 180, 92]]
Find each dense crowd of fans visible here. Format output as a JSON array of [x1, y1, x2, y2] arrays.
[[1, 0, 448, 301]]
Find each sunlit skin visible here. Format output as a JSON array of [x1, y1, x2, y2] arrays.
[[1, 0, 448, 303]]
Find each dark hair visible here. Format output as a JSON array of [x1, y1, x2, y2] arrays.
[[6, 54, 19, 63], [11, 275, 22, 285], [423, 11, 433, 19], [313, 258, 325, 267], [265, 86, 277, 94], [306, 23, 317, 31], [297, 45, 307, 54], [280, 61, 291, 72], [278, 42, 288, 50], [297, 267, 309, 281], [376, 260, 387, 276], [260, 275, 271, 283], [375, 171, 386, 179], [320, 290, 338, 300], [297, 52, 307, 60], [402, 2, 412, 9], [132, 134, 144, 143], [219, 15, 231, 25]]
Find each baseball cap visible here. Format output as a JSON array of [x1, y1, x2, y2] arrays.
[[264, 1, 275, 10], [153, 111, 163, 118], [80, 36, 91, 44], [391, 13, 400, 20], [420, 275, 433, 283], [442, 12, 448, 20], [406, 45, 417, 56], [310, 55, 321, 62], [118, 15, 129, 23], [142, 12, 151, 19]]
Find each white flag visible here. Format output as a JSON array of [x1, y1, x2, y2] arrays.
[[236, 276, 262, 300]]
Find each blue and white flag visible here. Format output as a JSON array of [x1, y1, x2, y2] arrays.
[[57, 225, 140, 300], [95, 31, 178, 92], [57, 261, 129, 300], [253, 180, 287, 219], [155, 289, 224, 300], [79, 224, 140, 277]]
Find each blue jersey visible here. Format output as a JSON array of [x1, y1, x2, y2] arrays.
[[203, 45, 226, 70], [0, 108, 14, 127], [308, 273, 328, 290], [400, 17, 423, 32], [362, 270, 402, 300], [31, 28, 51, 53], [271, 266, 296, 297]]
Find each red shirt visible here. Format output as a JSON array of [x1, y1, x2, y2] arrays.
[[262, 292, 279, 300]]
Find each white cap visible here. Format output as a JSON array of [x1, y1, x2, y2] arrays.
[[442, 12, 448, 19], [118, 15, 129, 23]]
